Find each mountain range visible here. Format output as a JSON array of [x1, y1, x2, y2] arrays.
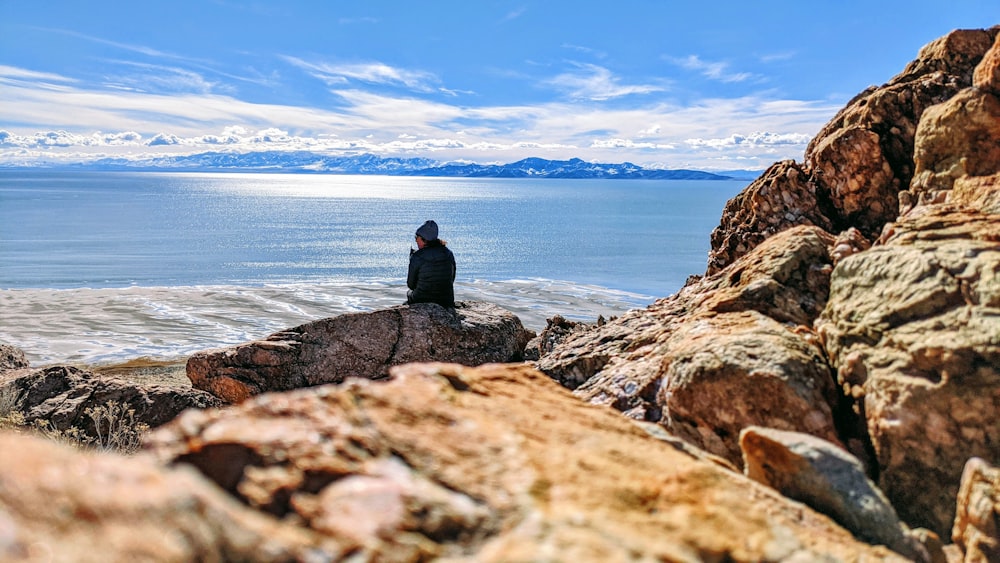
[[36, 151, 759, 180]]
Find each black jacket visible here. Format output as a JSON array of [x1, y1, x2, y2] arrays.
[[407, 241, 456, 307]]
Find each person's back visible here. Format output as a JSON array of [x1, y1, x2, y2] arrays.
[[407, 220, 456, 308]]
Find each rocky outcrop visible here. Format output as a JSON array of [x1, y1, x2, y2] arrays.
[[708, 27, 997, 274], [538, 225, 845, 468], [953, 457, 1000, 561], [539, 25, 1000, 545], [138, 362, 905, 562], [187, 301, 534, 403], [0, 365, 220, 438]]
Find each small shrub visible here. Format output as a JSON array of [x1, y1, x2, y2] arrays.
[[85, 401, 150, 455]]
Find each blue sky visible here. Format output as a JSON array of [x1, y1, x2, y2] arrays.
[[1, 1, 996, 171]]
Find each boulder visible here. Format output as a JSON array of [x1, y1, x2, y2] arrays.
[[0, 431, 346, 562], [815, 205, 1000, 537], [953, 457, 1000, 562], [139, 362, 906, 561], [0, 343, 28, 373], [0, 365, 221, 441], [740, 426, 925, 561], [539, 225, 846, 468], [187, 301, 534, 403]]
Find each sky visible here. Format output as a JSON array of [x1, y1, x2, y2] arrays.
[[0, 1, 997, 172]]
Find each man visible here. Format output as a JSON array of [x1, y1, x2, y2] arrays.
[[407, 220, 456, 307]]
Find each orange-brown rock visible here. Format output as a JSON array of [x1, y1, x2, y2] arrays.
[[952, 457, 1000, 562], [187, 301, 533, 403], [905, 34, 1000, 210], [708, 27, 997, 274], [974, 32, 1000, 94], [139, 362, 906, 561], [0, 431, 347, 562]]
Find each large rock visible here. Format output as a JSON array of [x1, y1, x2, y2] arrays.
[[187, 301, 534, 403], [539, 225, 845, 468], [707, 27, 997, 274], [0, 365, 220, 440], [0, 431, 345, 562], [952, 457, 1000, 562], [815, 205, 1000, 537], [140, 362, 906, 561]]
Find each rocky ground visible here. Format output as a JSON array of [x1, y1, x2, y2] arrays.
[[2, 26, 999, 563]]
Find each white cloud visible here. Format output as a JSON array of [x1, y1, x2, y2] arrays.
[[667, 55, 755, 83], [685, 131, 812, 148], [544, 64, 664, 101]]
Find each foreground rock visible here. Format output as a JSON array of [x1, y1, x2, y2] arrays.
[[187, 301, 534, 403], [139, 362, 904, 561], [0, 365, 220, 440], [0, 432, 344, 562]]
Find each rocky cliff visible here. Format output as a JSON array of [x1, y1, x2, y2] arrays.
[[538, 26, 1000, 548], [1, 27, 999, 562]]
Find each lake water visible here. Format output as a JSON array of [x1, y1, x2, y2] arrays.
[[0, 171, 746, 366]]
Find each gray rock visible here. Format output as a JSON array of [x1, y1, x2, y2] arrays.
[[187, 301, 535, 403], [4, 365, 221, 440], [740, 426, 926, 561]]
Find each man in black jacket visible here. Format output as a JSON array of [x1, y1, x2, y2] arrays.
[[407, 220, 456, 307]]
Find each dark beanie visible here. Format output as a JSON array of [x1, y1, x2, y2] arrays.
[[416, 220, 439, 241]]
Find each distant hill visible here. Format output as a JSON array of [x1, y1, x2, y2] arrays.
[[43, 151, 742, 180]]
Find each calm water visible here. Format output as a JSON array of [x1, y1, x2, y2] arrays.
[[0, 171, 745, 365]]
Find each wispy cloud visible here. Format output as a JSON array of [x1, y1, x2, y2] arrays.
[[544, 64, 665, 101], [667, 55, 755, 83], [283, 57, 440, 93], [499, 7, 527, 23]]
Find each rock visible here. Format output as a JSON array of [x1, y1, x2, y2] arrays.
[[708, 160, 832, 275], [0, 431, 346, 562], [952, 457, 1000, 562], [140, 362, 907, 561], [740, 426, 925, 561], [523, 315, 596, 362], [0, 365, 221, 441], [815, 205, 1000, 537], [708, 27, 997, 273], [539, 225, 845, 467], [0, 344, 28, 372], [974, 32, 1000, 94], [187, 301, 534, 403], [653, 311, 843, 467]]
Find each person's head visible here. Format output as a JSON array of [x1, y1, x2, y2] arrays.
[[415, 220, 438, 248]]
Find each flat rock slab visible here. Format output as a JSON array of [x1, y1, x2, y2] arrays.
[[187, 301, 534, 403]]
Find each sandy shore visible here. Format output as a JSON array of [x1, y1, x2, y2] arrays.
[[90, 357, 190, 388]]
